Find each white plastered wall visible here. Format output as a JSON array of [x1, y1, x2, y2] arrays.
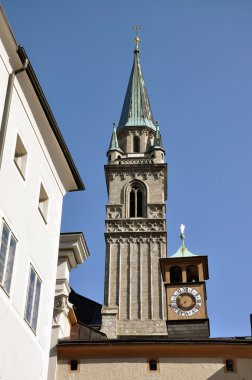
[[0, 34, 65, 380], [56, 357, 252, 380]]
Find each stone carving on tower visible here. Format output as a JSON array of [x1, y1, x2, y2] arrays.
[[101, 36, 168, 338]]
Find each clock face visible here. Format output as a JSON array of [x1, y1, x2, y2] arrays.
[[170, 287, 202, 317]]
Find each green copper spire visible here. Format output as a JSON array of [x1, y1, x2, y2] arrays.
[[118, 37, 155, 131], [108, 123, 124, 153], [170, 225, 198, 258]]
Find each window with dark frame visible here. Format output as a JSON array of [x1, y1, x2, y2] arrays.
[[0, 220, 17, 294], [149, 359, 158, 371], [24, 265, 41, 332], [225, 359, 234, 372], [70, 360, 79, 371], [129, 184, 143, 217]]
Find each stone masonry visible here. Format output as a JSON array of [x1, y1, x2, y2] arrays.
[[101, 41, 168, 338], [101, 154, 168, 338]]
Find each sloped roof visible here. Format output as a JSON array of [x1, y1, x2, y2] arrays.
[[169, 245, 199, 258], [118, 42, 155, 131], [69, 288, 102, 327], [0, 7, 84, 191], [108, 123, 124, 153]]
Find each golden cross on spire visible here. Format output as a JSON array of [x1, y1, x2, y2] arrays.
[[133, 25, 141, 50], [133, 25, 142, 37]]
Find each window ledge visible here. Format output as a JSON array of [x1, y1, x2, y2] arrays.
[[0, 283, 10, 298], [38, 206, 47, 224], [14, 160, 26, 180], [24, 317, 37, 336]]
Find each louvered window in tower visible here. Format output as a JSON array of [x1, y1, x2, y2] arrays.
[[129, 184, 143, 217]]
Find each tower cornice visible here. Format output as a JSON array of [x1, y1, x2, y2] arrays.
[[105, 218, 166, 233], [104, 163, 167, 200], [104, 231, 167, 244]]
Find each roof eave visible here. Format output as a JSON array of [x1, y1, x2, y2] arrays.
[[106, 148, 124, 156], [149, 146, 165, 153], [17, 46, 84, 191], [57, 337, 252, 359]]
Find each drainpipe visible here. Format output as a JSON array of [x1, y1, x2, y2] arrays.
[[0, 58, 29, 169]]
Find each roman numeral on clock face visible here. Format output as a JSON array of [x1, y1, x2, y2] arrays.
[[170, 287, 202, 316]]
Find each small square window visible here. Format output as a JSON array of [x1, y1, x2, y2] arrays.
[[225, 359, 235, 372], [38, 184, 49, 223], [70, 360, 79, 371], [24, 265, 42, 332], [0, 220, 17, 294], [14, 135, 27, 179], [148, 359, 159, 372]]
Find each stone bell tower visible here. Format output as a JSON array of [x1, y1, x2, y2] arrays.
[[101, 36, 168, 338]]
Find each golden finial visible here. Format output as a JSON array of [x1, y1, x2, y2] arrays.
[[135, 36, 140, 45], [133, 25, 141, 50], [180, 224, 186, 255]]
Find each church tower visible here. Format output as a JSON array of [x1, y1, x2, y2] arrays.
[[101, 37, 168, 338]]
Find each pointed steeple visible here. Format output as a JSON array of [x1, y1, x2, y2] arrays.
[[107, 123, 123, 154], [118, 37, 155, 131]]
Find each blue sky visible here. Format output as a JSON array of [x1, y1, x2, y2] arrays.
[[2, 0, 252, 337]]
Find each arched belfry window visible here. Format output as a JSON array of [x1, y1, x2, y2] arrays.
[[133, 136, 140, 153], [128, 182, 146, 218], [186, 265, 199, 282], [170, 266, 182, 283]]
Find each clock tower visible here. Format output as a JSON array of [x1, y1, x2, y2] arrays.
[[160, 226, 210, 338], [101, 37, 167, 339]]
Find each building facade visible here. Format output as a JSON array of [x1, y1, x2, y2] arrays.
[[55, 37, 252, 379], [0, 8, 84, 380], [57, 339, 252, 380], [48, 233, 90, 380]]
